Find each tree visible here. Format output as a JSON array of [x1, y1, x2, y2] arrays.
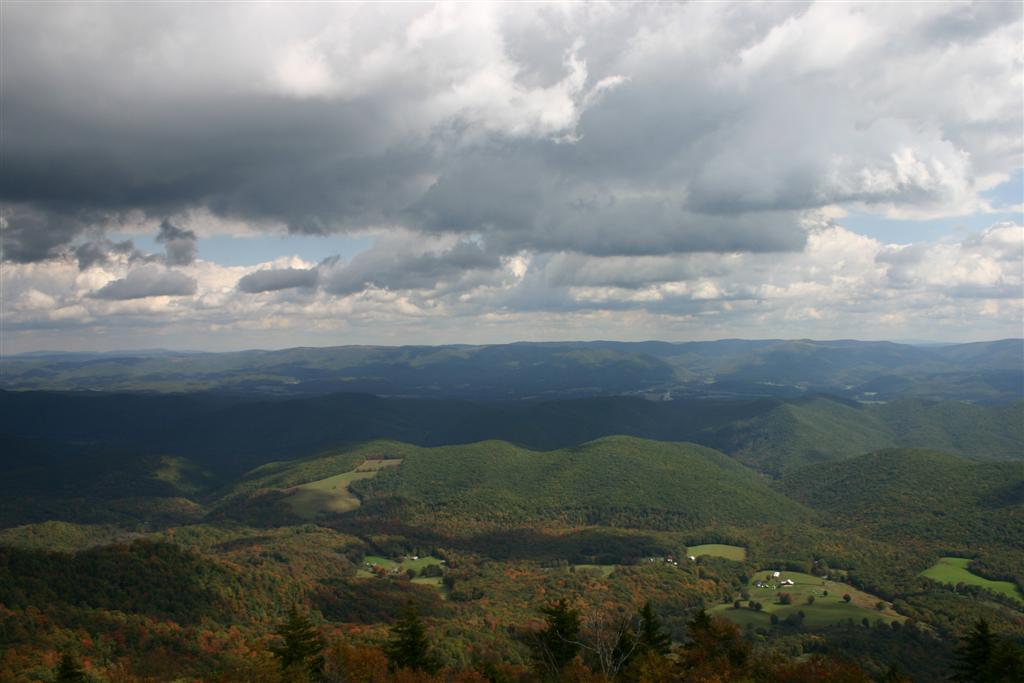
[[843, 594, 852, 603], [635, 601, 671, 656], [533, 598, 581, 675], [806, 595, 815, 605], [271, 606, 325, 680], [679, 609, 750, 678], [385, 601, 438, 673], [882, 663, 912, 682], [778, 593, 793, 605], [953, 618, 1024, 682], [54, 654, 88, 683], [323, 642, 389, 683]]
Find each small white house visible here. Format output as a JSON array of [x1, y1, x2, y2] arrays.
[[781, 579, 795, 586], [772, 571, 781, 578]]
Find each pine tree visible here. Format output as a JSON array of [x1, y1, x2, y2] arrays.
[[54, 654, 88, 683], [270, 606, 325, 680], [614, 601, 672, 679], [385, 601, 438, 673], [954, 619, 996, 682], [636, 601, 671, 656], [534, 598, 581, 674], [954, 619, 1024, 682]]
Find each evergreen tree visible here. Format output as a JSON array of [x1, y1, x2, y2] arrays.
[[636, 601, 671, 656], [954, 619, 996, 682], [882, 663, 911, 682], [534, 598, 581, 674], [614, 601, 672, 679], [54, 654, 88, 683], [988, 639, 1024, 682], [385, 601, 438, 673], [270, 606, 325, 680], [954, 619, 1024, 682]]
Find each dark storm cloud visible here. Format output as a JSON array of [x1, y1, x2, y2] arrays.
[[409, 146, 808, 255], [1, 1, 1020, 274], [0, 205, 106, 263], [92, 266, 197, 300], [237, 267, 319, 293], [322, 238, 503, 295], [156, 220, 198, 266], [74, 237, 147, 269]]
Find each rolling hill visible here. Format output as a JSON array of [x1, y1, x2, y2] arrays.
[[779, 449, 1024, 550], [2, 339, 1021, 401], [239, 437, 815, 532], [2, 391, 1018, 482]]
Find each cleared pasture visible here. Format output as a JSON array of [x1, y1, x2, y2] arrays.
[[920, 557, 1023, 603], [688, 544, 746, 561], [711, 570, 905, 628], [284, 459, 403, 518], [573, 564, 616, 577]]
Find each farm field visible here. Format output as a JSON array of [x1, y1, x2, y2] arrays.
[[688, 543, 746, 561], [920, 557, 1024, 603], [711, 570, 905, 628], [358, 554, 445, 578], [284, 459, 402, 518], [573, 564, 616, 577]]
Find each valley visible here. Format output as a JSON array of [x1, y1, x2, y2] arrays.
[[0, 342, 1021, 682]]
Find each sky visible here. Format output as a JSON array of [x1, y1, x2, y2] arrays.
[[1, 1, 1022, 354]]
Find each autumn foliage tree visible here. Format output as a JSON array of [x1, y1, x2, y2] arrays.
[[677, 609, 750, 680]]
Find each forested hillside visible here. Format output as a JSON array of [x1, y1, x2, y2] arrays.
[[4, 339, 1021, 401], [1, 391, 1020, 479]]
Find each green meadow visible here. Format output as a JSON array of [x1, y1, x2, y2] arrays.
[[573, 564, 617, 577], [920, 557, 1023, 603], [358, 554, 445, 583], [711, 570, 905, 628], [688, 544, 746, 561], [284, 459, 402, 518]]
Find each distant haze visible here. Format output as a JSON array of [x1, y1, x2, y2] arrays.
[[2, 2, 1022, 353]]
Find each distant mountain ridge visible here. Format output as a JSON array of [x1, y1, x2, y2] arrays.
[[2, 338, 1021, 402], [1, 391, 1019, 483]]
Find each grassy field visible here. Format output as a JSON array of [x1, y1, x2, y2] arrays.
[[688, 544, 746, 561], [284, 459, 402, 518], [919, 557, 1023, 603], [358, 554, 445, 583], [711, 570, 905, 628], [573, 564, 616, 577]]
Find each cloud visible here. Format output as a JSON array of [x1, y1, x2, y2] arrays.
[[2, 220, 1020, 350], [0, 3, 1020, 350], [92, 265, 198, 300], [73, 237, 149, 269], [0, 205, 95, 264], [156, 219, 198, 266], [2, 2, 1018, 265], [321, 234, 504, 295], [237, 266, 319, 293]]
